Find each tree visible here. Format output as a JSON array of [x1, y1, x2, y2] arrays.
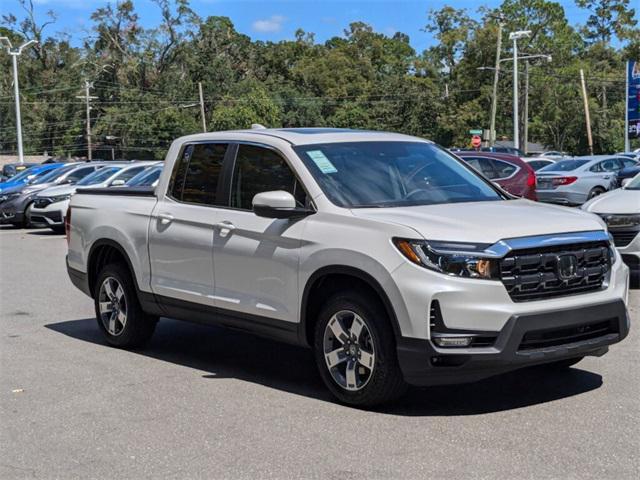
[[575, 0, 638, 44]]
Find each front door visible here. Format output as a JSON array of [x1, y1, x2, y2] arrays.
[[212, 143, 309, 323], [148, 142, 229, 306]]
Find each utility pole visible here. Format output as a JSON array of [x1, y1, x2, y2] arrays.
[[0, 37, 38, 164], [489, 16, 504, 146], [523, 60, 529, 155], [76, 81, 97, 160], [198, 82, 207, 132], [580, 69, 594, 155], [508, 31, 530, 152], [625, 61, 630, 153]]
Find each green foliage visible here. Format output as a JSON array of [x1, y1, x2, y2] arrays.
[[0, 0, 638, 159]]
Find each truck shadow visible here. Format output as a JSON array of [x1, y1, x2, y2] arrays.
[[45, 317, 603, 416]]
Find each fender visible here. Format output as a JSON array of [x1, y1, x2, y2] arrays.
[[87, 238, 164, 316], [299, 265, 402, 346]]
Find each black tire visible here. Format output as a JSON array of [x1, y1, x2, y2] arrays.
[[23, 202, 33, 228], [93, 263, 157, 348], [587, 187, 605, 199], [313, 291, 408, 407], [541, 356, 584, 370]]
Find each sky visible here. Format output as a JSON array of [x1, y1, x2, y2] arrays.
[[0, 0, 593, 53]]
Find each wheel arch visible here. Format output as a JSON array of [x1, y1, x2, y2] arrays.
[[299, 265, 402, 347], [87, 239, 139, 298]]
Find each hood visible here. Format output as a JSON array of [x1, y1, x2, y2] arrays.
[[0, 184, 28, 196], [581, 188, 640, 214], [351, 199, 607, 244], [36, 184, 77, 198], [21, 183, 51, 195]]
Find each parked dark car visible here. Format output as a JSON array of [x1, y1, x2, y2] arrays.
[[454, 151, 537, 200], [1, 163, 38, 182], [480, 146, 526, 157], [615, 165, 640, 188]]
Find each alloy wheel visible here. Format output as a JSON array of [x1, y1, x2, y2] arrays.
[[323, 310, 376, 391], [98, 277, 127, 336]]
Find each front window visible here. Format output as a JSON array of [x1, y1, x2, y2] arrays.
[[625, 174, 640, 190], [293, 141, 503, 208]]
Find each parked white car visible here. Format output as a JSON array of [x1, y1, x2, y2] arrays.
[[66, 128, 630, 406], [29, 162, 157, 232], [582, 173, 640, 283], [536, 155, 638, 205]]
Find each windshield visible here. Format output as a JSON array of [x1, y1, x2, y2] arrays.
[[32, 164, 76, 184], [6, 167, 38, 183], [626, 174, 640, 190], [538, 159, 589, 172], [77, 166, 121, 185], [293, 141, 504, 208], [126, 167, 162, 186]]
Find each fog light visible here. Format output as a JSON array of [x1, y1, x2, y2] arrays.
[[433, 336, 473, 347]]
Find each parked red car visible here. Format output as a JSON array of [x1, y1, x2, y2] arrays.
[[454, 151, 537, 200]]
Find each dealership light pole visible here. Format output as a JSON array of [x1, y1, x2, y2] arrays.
[[0, 37, 38, 164], [509, 30, 530, 152]]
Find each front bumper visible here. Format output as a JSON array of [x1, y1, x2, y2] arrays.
[[397, 299, 630, 386], [29, 199, 69, 227]]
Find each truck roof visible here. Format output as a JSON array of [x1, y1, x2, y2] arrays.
[[175, 128, 430, 146]]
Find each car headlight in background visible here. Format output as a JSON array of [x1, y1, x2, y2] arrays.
[[393, 238, 500, 279], [599, 214, 640, 230], [49, 194, 72, 204], [0, 192, 21, 202]]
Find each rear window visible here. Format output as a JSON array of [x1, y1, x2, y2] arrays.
[[538, 160, 588, 172]]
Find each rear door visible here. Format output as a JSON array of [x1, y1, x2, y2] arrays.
[[211, 143, 309, 323], [148, 143, 229, 306]]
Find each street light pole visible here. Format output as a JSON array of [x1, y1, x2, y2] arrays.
[[508, 31, 530, 152], [0, 37, 38, 164], [489, 16, 504, 146]]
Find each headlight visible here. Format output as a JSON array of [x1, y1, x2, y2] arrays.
[[0, 192, 20, 202], [49, 194, 71, 204], [599, 214, 640, 229], [392, 238, 501, 279]]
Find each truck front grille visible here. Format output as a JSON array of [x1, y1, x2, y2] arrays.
[[499, 241, 611, 302], [518, 319, 617, 351]]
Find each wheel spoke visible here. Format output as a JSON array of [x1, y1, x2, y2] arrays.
[[103, 280, 116, 300], [325, 348, 347, 368], [99, 302, 113, 314], [345, 359, 357, 390], [328, 315, 349, 344], [115, 285, 124, 302], [117, 311, 126, 326], [349, 315, 364, 340], [357, 349, 374, 370], [108, 311, 117, 334]]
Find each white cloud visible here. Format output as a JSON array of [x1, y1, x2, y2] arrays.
[[252, 15, 286, 33]]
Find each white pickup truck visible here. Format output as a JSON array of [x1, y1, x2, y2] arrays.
[[67, 128, 631, 406]]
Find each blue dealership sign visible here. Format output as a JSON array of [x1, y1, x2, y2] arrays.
[[628, 61, 640, 139]]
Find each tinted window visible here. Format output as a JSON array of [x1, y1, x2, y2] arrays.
[[463, 157, 496, 178], [294, 142, 502, 208], [66, 166, 97, 183], [77, 167, 121, 185], [230, 144, 306, 210], [539, 160, 589, 172], [32, 164, 77, 184], [528, 160, 551, 171], [490, 159, 517, 179], [591, 159, 621, 172], [169, 146, 191, 199], [181, 144, 227, 204], [622, 159, 637, 168], [112, 166, 146, 184]]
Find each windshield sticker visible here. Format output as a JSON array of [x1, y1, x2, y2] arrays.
[[306, 150, 338, 174]]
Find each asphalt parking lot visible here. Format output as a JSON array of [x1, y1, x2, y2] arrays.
[[0, 225, 638, 479]]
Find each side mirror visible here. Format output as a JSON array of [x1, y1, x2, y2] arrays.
[[110, 179, 126, 186], [252, 190, 315, 219]]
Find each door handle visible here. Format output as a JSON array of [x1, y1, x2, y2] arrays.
[[214, 221, 236, 237], [158, 213, 174, 225], [603, 175, 611, 179]]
